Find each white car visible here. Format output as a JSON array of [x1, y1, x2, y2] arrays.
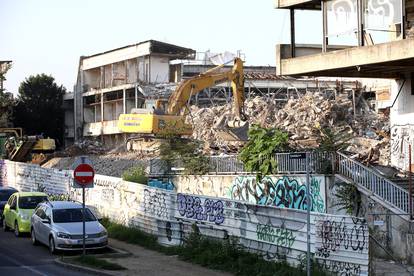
[[30, 201, 108, 253]]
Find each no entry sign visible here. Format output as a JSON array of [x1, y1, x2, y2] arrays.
[[72, 156, 94, 188], [74, 163, 95, 185]]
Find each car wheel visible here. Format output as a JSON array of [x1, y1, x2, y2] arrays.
[[2, 219, 9, 232], [31, 229, 38, 246], [14, 221, 20, 237], [49, 236, 56, 254]]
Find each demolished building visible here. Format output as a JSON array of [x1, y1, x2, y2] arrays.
[[65, 40, 361, 148]]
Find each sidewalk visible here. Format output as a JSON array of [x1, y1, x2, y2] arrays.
[[102, 239, 232, 276], [373, 258, 414, 276]]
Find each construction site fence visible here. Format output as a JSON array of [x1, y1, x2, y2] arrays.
[[149, 151, 335, 175]]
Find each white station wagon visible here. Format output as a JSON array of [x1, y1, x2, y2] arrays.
[[30, 201, 108, 253]]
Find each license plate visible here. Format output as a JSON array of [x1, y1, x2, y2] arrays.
[[78, 239, 94, 244]]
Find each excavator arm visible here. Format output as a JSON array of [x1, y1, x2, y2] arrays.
[[167, 58, 245, 118]]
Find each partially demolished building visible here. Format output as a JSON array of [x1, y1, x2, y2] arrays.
[[66, 39, 361, 147], [273, 0, 414, 172]]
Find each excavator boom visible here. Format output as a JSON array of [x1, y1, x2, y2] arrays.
[[118, 57, 249, 153]]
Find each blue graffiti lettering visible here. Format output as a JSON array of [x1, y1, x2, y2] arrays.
[[177, 193, 224, 225]]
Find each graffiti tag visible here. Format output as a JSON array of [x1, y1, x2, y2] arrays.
[[231, 176, 325, 212], [177, 194, 224, 225], [256, 223, 295, 248]]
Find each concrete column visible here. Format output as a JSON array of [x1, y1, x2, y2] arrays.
[[125, 60, 128, 84], [100, 66, 105, 89], [290, 9, 295, 58], [322, 0, 328, 53], [100, 93, 104, 142], [136, 57, 140, 82], [135, 86, 138, 108], [357, 0, 364, 46], [148, 55, 152, 83], [123, 88, 126, 114], [111, 64, 114, 87], [100, 93, 104, 123]]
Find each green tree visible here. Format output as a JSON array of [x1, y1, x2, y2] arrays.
[[239, 125, 289, 181], [317, 127, 351, 152], [0, 63, 14, 127], [13, 74, 66, 145], [158, 135, 210, 175]]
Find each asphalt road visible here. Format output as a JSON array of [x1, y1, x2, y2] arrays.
[[0, 228, 92, 276]]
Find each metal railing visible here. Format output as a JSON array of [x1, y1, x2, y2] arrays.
[[150, 151, 412, 216], [336, 152, 409, 214], [149, 151, 333, 175]]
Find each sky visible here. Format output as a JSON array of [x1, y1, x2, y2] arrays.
[[0, 0, 321, 94]]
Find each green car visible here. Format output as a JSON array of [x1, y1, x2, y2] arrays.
[[2, 192, 48, 237]]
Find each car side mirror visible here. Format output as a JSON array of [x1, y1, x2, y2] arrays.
[[98, 218, 103, 223], [41, 218, 50, 224]]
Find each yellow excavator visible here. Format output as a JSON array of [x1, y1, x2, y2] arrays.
[[118, 57, 249, 152], [0, 128, 56, 162]]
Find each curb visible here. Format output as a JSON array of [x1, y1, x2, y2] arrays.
[[54, 258, 116, 276]]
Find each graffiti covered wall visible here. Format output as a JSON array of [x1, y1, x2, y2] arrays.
[[174, 174, 326, 213], [390, 125, 414, 171], [1, 160, 367, 275]]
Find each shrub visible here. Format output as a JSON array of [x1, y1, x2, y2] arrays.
[[122, 165, 148, 184], [239, 125, 289, 181]]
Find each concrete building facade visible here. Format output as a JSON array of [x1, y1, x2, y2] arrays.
[[72, 40, 196, 145], [274, 0, 414, 172]]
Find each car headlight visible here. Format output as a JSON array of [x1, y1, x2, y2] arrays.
[[20, 213, 30, 220], [57, 232, 71, 239], [98, 229, 108, 237]]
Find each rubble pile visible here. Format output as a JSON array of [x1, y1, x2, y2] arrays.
[[189, 92, 390, 165], [42, 152, 149, 177], [62, 139, 106, 156]]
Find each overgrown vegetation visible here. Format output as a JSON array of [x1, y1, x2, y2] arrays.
[[333, 183, 362, 216], [48, 193, 71, 201], [0, 62, 14, 128], [71, 255, 126, 271], [122, 165, 148, 184], [158, 134, 210, 175], [101, 219, 330, 276], [239, 125, 289, 181]]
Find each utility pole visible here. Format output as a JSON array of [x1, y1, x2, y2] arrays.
[[306, 152, 311, 276]]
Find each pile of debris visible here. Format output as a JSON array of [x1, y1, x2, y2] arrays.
[[42, 152, 148, 177], [62, 139, 106, 156], [189, 91, 390, 165]]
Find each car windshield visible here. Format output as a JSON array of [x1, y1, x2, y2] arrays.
[[52, 208, 96, 223], [0, 190, 16, 201], [18, 196, 47, 209]]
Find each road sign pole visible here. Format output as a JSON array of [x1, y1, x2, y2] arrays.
[[72, 156, 94, 257], [306, 152, 311, 276], [82, 186, 86, 256]]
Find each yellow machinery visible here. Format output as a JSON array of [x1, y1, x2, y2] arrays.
[[0, 128, 56, 162], [118, 58, 248, 151]]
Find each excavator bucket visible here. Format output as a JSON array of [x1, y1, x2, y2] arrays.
[[213, 115, 249, 142]]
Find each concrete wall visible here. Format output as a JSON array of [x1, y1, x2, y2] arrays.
[[331, 176, 414, 264], [390, 76, 414, 171], [150, 56, 169, 83], [0, 160, 369, 275], [171, 174, 327, 213], [83, 121, 119, 136]]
